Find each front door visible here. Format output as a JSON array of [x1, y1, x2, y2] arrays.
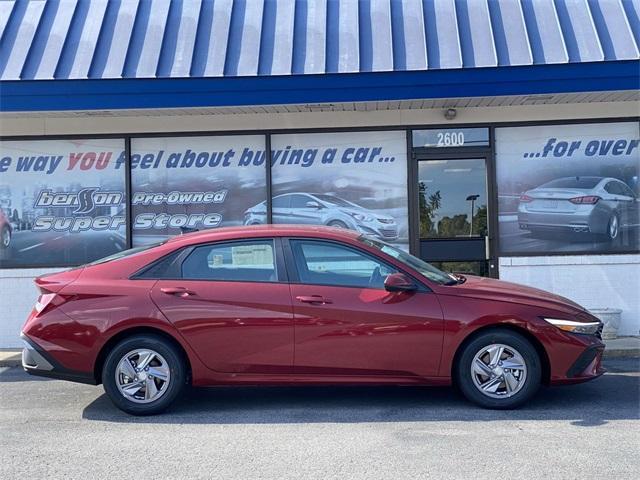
[[285, 239, 444, 377], [417, 157, 493, 276], [150, 239, 294, 374]]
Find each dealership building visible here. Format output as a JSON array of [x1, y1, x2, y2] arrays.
[[0, 0, 639, 347]]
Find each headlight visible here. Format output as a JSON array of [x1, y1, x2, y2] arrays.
[[345, 211, 373, 222], [543, 318, 601, 335]]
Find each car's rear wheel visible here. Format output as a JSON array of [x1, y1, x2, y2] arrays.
[[102, 334, 186, 415], [606, 213, 620, 242], [455, 330, 541, 409]]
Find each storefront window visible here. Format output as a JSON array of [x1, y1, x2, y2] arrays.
[[270, 131, 409, 250], [131, 135, 267, 246], [0, 138, 127, 268], [496, 122, 640, 255]]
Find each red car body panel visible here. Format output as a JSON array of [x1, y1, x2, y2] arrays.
[[290, 283, 444, 377], [150, 280, 295, 374], [21, 225, 605, 388]]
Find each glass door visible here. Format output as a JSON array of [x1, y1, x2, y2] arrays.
[[417, 157, 491, 276]]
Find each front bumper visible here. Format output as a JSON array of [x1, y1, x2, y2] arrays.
[[549, 334, 606, 385], [563, 345, 606, 383], [356, 223, 399, 241], [21, 333, 97, 385]]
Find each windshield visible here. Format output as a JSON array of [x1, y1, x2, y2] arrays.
[[359, 236, 458, 285], [313, 194, 360, 208], [86, 241, 166, 266]]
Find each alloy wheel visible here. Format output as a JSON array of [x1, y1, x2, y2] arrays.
[[609, 215, 619, 239], [115, 349, 171, 404], [470, 343, 528, 399], [1, 228, 9, 247]]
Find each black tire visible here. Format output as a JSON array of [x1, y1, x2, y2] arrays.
[[455, 329, 542, 409], [102, 334, 186, 416], [605, 213, 620, 243], [327, 220, 349, 229], [0, 226, 10, 249]]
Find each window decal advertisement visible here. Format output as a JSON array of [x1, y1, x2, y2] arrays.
[[0, 139, 127, 267], [496, 122, 640, 254], [131, 135, 266, 246], [267, 131, 409, 250]]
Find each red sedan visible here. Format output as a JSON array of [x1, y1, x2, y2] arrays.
[[21, 225, 605, 415]]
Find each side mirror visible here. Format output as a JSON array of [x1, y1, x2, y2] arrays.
[[305, 201, 322, 209], [384, 273, 417, 293]]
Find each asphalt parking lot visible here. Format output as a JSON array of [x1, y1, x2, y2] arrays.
[[1, 358, 639, 480]]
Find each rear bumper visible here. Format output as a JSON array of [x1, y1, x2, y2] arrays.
[[21, 333, 97, 385], [517, 207, 609, 234]]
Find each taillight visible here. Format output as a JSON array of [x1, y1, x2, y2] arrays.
[[569, 196, 600, 205], [33, 293, 67, 316], [519, 194, 533, 203]]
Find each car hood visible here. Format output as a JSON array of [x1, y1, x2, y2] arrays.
[[441, 275, 586, 314]]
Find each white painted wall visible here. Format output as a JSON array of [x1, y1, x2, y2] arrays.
[[0, 268, 60, 348], [499, 255, 640, 336]]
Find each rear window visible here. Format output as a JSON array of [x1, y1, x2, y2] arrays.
[[86, 241, 166, 266], [539, 177, 601, 189]]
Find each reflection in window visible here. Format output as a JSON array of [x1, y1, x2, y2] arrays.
[[419, 159, 488, 239], [291, 240, 397, 289]]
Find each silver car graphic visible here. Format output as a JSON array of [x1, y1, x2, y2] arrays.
[[244, 193, 399, 241], [518, 176, 639, 241]]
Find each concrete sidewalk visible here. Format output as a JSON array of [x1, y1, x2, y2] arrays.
[[1, 337, 638, 368]]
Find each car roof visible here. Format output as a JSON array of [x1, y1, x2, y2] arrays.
[[166, 224, 361, 246]]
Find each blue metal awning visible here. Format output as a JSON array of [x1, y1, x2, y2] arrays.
[[0, 0, 638, 112]]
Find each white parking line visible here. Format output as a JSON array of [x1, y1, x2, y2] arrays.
[[18, 242, 45, 252]]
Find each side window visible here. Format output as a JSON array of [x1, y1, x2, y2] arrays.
[[135, 250, 183, 279], [290, 240, 397, 289], [619, 183, 636, 198], [604, 182, 616, 194], [290, 194, 313, 208], [606, 182, 623, 195], [181, 240, 277, 282], [272, 195, 290, 208]]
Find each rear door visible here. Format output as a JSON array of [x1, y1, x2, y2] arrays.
[[150, 238, 294, 374], [272, 195, 291, 224], [285, 238, 444, 377]]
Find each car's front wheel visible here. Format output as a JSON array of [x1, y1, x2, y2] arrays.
[[455, 329, 541, 409], [0, 226, 10, 249], [102, 334, 186, 415], [327, 220, 349, 229]]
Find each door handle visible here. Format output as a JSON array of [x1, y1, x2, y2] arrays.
[[161, 287, 196, 297], [296, 295, 332, 305]]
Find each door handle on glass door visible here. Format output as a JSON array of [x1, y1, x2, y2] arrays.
[[161, 287, 196, 297], [296, 295, 332, 305]]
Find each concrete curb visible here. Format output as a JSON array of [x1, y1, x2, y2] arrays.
[[603, 349, 640, 359], [0, 352, 21, 368]]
